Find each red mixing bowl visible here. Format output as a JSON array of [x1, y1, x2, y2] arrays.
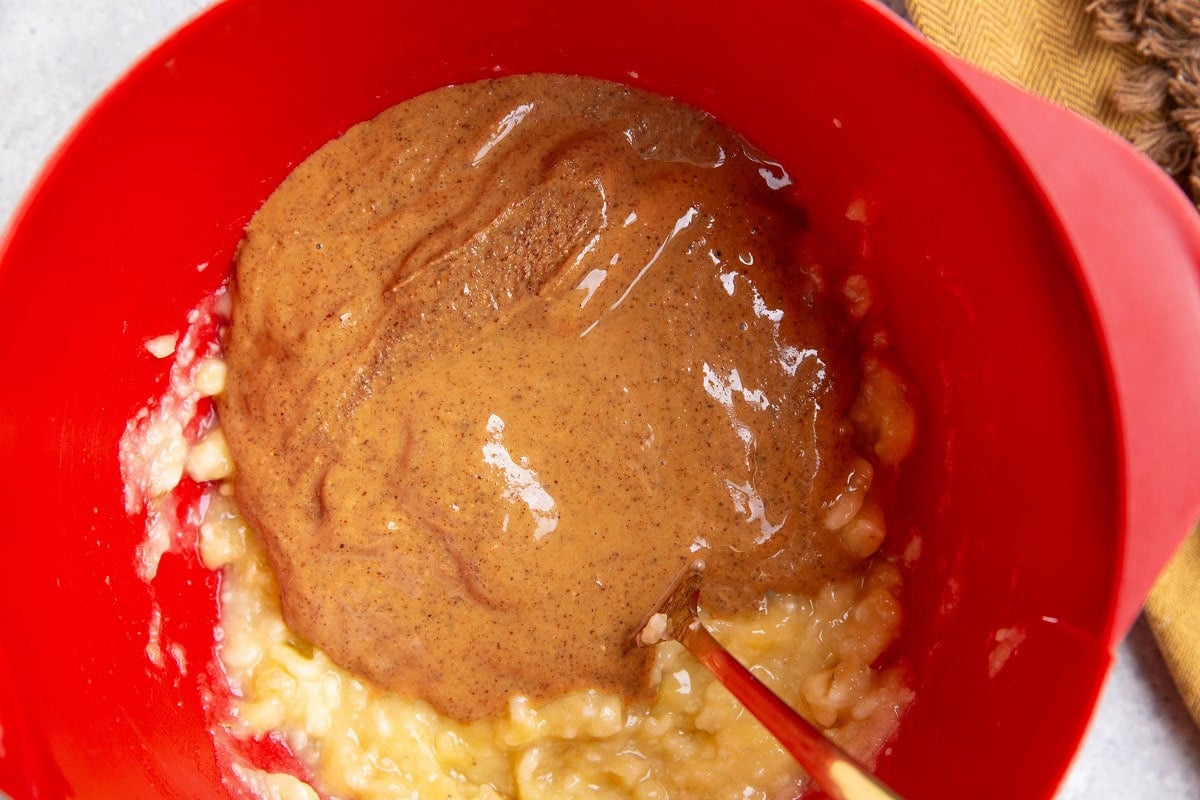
[[2, 0, 1199, 797]]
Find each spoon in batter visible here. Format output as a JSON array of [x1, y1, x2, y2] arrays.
[[634, 564, 906, 800]]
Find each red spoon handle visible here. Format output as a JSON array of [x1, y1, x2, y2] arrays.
[[678, 621, 904, 800]]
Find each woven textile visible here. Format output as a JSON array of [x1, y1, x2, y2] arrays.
[[1145, 528, 1200, 724], [907, 0, 1145, 134]]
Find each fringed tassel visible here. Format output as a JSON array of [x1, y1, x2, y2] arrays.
[[1089, 0, 1200, 203]]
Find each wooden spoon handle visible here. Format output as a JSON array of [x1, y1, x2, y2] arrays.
[[677, 621, 905, 800]]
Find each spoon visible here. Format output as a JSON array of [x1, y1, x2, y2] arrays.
[[634, 564, 907, 800]]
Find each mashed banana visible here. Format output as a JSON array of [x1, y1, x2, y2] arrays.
[[124, 286, 914, 799]]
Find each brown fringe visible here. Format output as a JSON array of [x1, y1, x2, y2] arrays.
[[1090, 0, 1200, 201]]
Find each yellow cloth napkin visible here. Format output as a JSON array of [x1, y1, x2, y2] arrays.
[[906, 0, 1200, 727], [907, 0, 1144, 136], [1145, 527, 1200, 724]]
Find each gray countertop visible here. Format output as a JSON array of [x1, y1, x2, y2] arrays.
[[2, 1, 1198, 797]]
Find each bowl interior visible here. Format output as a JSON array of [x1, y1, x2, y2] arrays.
[[0, 0, 1121, 797]]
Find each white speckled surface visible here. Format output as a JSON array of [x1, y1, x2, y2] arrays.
[[2, 1, 1198, 798]]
